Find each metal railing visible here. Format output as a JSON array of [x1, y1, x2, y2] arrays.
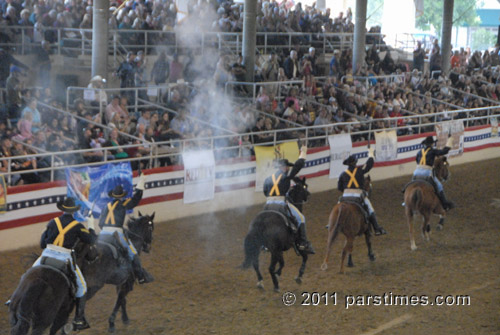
[[346, 74, 406, 88], [0, 26, 387, 57], [224, 80, 304, 102], [66, 85, 175, 119], [393, 32, 437, 53], [1, 107, 498, 185]]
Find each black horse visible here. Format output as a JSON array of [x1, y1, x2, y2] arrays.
[[242, 177, 311, 292], [8, 242, 90, 335], [78, 211, 155, 333]]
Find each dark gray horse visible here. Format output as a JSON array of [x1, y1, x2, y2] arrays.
[[242, 177, 310, 291], [78, 212, 155, 333], [8, 242, 89, 335]]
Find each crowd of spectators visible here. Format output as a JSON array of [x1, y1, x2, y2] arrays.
[[0, 0, 387, 69], [1, 1, 500, 187]]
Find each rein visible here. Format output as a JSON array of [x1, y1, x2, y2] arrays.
[[126, 228, 145, 247]]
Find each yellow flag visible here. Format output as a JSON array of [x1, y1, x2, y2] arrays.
[[254, 142, 300, 192], [0, 175, 7, 214]]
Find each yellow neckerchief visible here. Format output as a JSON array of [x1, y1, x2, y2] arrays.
[[105, 201, 120, 225], [53, 217, 79, 247], [345, 167, 359, 188], [419, 147, 431, 165], [269, 173, 283, 196]]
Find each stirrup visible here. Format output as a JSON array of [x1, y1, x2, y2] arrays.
[[298, 243, 316, 254], [374, 227, 387, 236], [73, 318, 90, 331], [138, 269, 154, 284]]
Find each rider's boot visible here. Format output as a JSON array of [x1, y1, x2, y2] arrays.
[[297, 224, 315, 254], [368, 213, 387, 236], [438, 191, 455, 211], [73, 297, 90, 330], [132, 255, 154, 284]]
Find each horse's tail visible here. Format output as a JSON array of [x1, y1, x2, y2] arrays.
[[9, 276, 47, 335], [322, 205, 345, 270], [329, 205, 344, 246], [411, 187, 423, 209], [241, 225, 261, 269]]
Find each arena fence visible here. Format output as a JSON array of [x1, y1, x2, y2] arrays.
[[1, 108, 498, 185]]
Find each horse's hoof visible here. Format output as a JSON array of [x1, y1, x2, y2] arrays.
[[369, 254, 375, 261], [274, 287, 280, 293], [321, 263, 328, 271], [436, 224, 443, 231], [256, 281, 264, 289], [63, 323, 73, 334], [122, 318, 130, 325], [108, 326, 115, 333], [347, 262, 354, 268], [295, 276, 302, 284], [411, 245, 417, 251]]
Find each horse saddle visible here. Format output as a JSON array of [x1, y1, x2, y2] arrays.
[[262, 203, 298, 233], [97, 232, 126, 261], [38, 259, 76, 297], [402, 176, 437, 194], [338, 196, 370, 221]]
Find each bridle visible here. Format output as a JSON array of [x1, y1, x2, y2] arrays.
[[287, 183, 310, 206], [127, 218, 153, 252]]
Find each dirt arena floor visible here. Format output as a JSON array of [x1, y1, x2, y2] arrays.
[[1, 158, 499, 335]]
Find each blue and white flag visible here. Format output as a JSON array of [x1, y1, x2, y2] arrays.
[[65, 162, 133, 221]]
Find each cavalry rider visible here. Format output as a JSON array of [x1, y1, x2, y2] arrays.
[[262, 145, 315, 254], [98, 173, 154, 284], [35, 197, 97, 331], [413, 135, 455, 210], [338, 148, 387, 235]]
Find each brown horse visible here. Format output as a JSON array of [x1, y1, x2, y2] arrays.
[[403, 156, 450, 250], [321, 176, 374, 274]]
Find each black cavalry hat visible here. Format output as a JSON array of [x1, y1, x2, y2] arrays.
[[109, 185, 127, 199], [277, 159, 294, 167], [56, 197, 81, 213], [421, 136, 436, 146], [343, 155, 358, 166]]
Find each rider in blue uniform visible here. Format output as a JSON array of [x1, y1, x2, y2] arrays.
[[413, 136, 455, 210], [262, 146, 315, 254], [337, 148, 387, 235], [98, 173, 154, 284], [34, 197, 97, 330]]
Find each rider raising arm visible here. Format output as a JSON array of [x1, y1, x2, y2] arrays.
[[337, 149, 387, 236], [262, 146, 315, 254], [337, 155, 374, 193], [413, 136, 455, 210]]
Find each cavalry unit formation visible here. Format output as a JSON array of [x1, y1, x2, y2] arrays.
[[5, 135, 462, 334]]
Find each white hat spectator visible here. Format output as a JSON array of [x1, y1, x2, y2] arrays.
[[91, 75, 106, 83]]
